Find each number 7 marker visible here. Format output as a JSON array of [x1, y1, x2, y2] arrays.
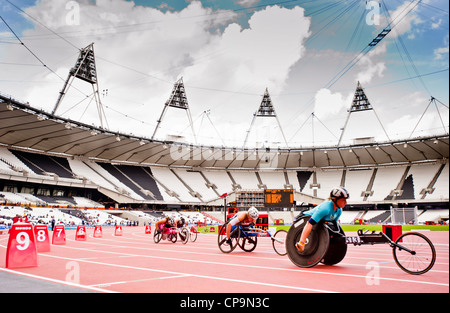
[[52, 224, 66, 245]]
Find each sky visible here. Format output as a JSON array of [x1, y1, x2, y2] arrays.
[[0, 0, 448, 148]]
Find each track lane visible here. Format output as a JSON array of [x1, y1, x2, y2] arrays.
[[0, 227, 448, 293]]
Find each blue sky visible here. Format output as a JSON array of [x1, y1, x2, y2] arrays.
[[0, 0, 448, 147]]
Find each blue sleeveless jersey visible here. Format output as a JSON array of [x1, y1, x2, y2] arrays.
[[303, 200, 342, 224]]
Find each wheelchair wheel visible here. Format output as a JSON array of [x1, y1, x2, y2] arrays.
[[393, 232, 436, 275], [286, 215, 329, 268], [218, 222, 240, 253], [180, 228, 189, 244], [320, 222, 347, 266], [190, 228, 198, 242], [169, 233, 177, 243], [153, 231, 162, 244], [239, 235, 257, 252], [272, 229, 288, 256]]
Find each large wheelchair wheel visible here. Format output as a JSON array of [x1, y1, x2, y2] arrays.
[[286, 215, 330, 268], [218, 222, 240, 253], [153, 230, 162, 244], [320, 222, 347, 266]]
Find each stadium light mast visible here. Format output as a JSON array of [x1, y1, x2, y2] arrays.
[[243, 88, 288, 148], [52, 43, 108, 129], [338, 81, 390, 146], [152, 77, 197, 144], [408, 96, 449, 139]]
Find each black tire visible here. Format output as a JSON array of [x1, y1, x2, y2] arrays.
[[272, 229, 288, 256], [169, 232, 177, 243], [286, 215, 330, 268], [180, 228, 189, 244], [393, 232, 436, 275], [321, 222, 347, 265], [239, 235, 257, 252], [153, 230, 162, 244], [218, 222, 240, 253]]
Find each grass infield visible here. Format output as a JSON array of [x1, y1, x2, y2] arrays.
[[199, 224, 449, 233]]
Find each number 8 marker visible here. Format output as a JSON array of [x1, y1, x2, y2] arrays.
[[37, 230, 46, 242], [34, 224, 51, 252]]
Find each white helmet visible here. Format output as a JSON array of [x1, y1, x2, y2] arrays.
[[330, 187, 350, 200], [248, 207, 259, 220]]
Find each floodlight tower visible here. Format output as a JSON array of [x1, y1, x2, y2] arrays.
[[244, 88, 288, 148], [338, 81, 390, 146], [52, 43, 108, 129], [152, 77, 197, 144]]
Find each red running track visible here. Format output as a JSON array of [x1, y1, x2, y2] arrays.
[[0, 227, 448, 293]]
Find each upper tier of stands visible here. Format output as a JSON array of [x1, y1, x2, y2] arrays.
[[1, 147, 448, 205]]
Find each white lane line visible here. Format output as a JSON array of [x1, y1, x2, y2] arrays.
[[89, 274, 191, 288], [41, 253, 337, 293], [46, 243, 449, 288]]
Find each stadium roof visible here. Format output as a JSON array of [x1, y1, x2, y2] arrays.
[[1, 93, 448, 170]]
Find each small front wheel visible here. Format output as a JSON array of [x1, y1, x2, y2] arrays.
[[272, 229, 288, 256], [392, 232, 436, 275], [190, 226, 198, 242]]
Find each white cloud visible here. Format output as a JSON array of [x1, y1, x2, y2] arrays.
[[1, 0, 446, 147], [236, 0, 261, 8], [434, 35, 449, 61], [355, 42, 387, 85], [385, 91, 449, 139], [431, 18, 442, 30], [380, 1, 423, 38], [434, 46, 449, 60], [355, 60, 386, 85], [184, 5, 311, 93], [0, 1, 312, 144], [313, 88, 351, 119]]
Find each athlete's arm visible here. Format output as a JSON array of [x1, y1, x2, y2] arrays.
[[155, 217, 167, 232], [226, 212, 246, 239], [297, 202, 331, 248]]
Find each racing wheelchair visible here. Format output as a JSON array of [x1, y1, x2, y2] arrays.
[[286, 214, 436, 275], [154, 225, 189, 244], [217, 221, 287, 256]]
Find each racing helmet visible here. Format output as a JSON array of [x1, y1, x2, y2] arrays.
[[248, 207, 259, 220], [330, 186, 350, 200]]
